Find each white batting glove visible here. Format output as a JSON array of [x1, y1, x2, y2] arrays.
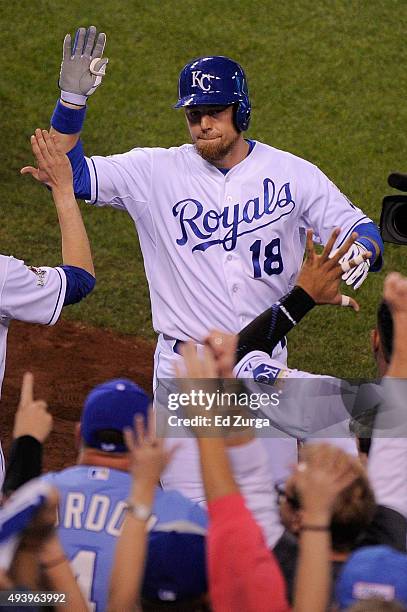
[[59, 26, 108, 106], [338, 241, 371, 290]]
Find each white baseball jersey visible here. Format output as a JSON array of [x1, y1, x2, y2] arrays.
[[0, 255, 67, 395], [0, 255, 66, 489], [86, 141, 372, 341]]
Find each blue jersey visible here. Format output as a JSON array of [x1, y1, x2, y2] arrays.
[[43, 465, 207, 611]]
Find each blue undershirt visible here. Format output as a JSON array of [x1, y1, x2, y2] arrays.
[[216, 139, 256, 175], [61, 265, 96, 306]]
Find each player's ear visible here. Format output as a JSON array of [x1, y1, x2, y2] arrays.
[[370, 328, 380, 356], [74, 422, 81, 449]]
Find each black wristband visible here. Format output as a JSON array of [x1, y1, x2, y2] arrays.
[[236, 286, 315, 361], [2, 436, 43, 496], [282, 286, 316, 323]]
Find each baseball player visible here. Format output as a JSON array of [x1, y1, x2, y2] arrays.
[[37, 27, 383, 495], [0, 129, 95, 487], [41, 27, 383, 370]]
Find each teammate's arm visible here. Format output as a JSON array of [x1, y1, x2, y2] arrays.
[[21, 128, 95, 304]]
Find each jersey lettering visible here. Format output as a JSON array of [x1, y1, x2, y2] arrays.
[[64, 493, 85, 528], [173, 178, 295, 252], [63, 492, 127, 534], [84, 495, 110, 532]]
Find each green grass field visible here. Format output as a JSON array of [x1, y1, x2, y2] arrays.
[[0, 0, 406, 378]]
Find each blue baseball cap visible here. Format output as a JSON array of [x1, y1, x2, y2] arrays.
[[142, 489, 208, 602], [143, 531, 207, 602], [80, 378, 150, 453], [336, 546, 407, 608]]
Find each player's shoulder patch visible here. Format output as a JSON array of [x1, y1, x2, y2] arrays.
[[252, 362, 284, 386], [28, 266, 48, 287]]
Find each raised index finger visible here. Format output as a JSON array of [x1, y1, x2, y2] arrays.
[[19, 372, 34, 407]]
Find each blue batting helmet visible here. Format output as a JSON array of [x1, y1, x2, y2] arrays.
[[174, 56, 251, 132]]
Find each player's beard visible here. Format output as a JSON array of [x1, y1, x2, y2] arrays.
[[194, 132, 240, 164]]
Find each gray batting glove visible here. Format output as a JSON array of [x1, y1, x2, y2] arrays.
[[59, 25, 108, 106]]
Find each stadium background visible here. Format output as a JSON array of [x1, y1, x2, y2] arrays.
[[0, 0, 406, 467]]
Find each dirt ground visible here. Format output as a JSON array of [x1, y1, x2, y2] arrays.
[[0, 320, 154, 472]]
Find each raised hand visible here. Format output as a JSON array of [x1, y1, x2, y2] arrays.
[[124, 407, 176, 486], [293, 443, 360, 518], [13, 372, 53, 443], [21, 129, 73, 192], [383, 272, 407, 316], [297, 229, 371, 311], [59, 26, 108, 106]]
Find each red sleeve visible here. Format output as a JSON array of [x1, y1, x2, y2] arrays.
[[207, 492, 290, 612]]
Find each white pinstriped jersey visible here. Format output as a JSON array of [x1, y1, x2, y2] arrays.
[[86, 141, 371, 342]]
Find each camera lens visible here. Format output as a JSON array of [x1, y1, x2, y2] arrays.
[[392, 203, 407, 238]]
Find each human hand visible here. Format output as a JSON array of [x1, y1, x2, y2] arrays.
[[174, 342, 245, 438], [0, 569, 12, 589], [338, 241, 371, 290], [124, 407, 176, 488], [204, 330, 237, 378], [21, 129, 73, 193], [292, 444, 360, 520], [297, 229, 371, 310], [383, 272, 407, 317], [59, 25, 108, 106], [13, 372, 53, 443]]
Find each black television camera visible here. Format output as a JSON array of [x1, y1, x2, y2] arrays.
[[380, 173, 407, 244]]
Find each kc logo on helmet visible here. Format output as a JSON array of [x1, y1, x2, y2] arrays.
[[191, 70, 212, 91]]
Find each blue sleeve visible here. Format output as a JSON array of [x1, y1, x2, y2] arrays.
[[354, 221, 384, 272], [60, 265, 96, 305], [67, 140, 92, 200]]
